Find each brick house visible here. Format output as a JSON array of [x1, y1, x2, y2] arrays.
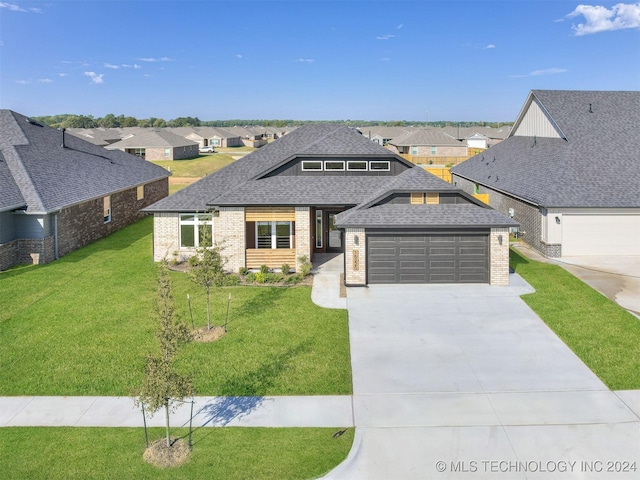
[[105, 128, 199, 160], [387, 128, 468, 158], [0, 110, 170, 270], [451, 90, 640, 257], [144, 125, 516, 286]]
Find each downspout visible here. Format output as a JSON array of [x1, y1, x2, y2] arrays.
[[54, 210, 60, 260]]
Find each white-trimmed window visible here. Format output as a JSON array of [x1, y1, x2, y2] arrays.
[[179, 213, 213, 248], [324, 161, 345, 171], [211, 138, 220, 146], [370, 161, 390, 171], [347, 161, 368, 171], [411, 146, 418, 155], [164, 148, 170, 158], [315, 210, 323, 248], [136, 185, 144, 201], [302, 161, 323, 171], [431, 146, 437, 155], [103, 196, 111, 223], [256, 221, 292, 249]]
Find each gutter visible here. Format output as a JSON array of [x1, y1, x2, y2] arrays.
[[450, 171, 542, 208]]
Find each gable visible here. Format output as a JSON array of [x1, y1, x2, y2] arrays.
[[512, 96, 564, 139], [262, 156, 410, 177]]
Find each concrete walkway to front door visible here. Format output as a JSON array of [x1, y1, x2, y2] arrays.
[[323, 275, 640, 479]]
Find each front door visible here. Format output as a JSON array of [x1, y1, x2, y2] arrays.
[[327, 212, 343, 253]]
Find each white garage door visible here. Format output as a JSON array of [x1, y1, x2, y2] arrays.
[[562, 215, 640, 256]]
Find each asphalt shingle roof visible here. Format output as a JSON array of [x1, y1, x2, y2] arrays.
[[451, 90, 640, 208], [105, 129, 198, 149], [0, 110, 170, 214]]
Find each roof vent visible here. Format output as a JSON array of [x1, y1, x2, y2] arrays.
[[588, 103, 593, 113], [60, 128, 66, 148], [25, 117, 43, 127]]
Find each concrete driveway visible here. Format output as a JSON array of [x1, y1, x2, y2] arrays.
[[324, 275, 640, 479]]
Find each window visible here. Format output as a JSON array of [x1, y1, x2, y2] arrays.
[[347, 161, 367, 171], [315, 210, 323, 248], [256, 221, 292, 249], [431, 146, 437, 155], [370, 161, 390, 171], [301, 161, 323, 171], [411, 146, 418, 155], [137, 185, 144, 201], [164, 148, 170, 158], [133, 148, 145, 158], [211, 138, 220, 146], [103, 196, 111, 223], [324, 161, 345, 171], [179, 214, 213, 248]]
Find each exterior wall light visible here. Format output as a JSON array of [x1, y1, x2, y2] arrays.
[[555, 216, 561, 224]]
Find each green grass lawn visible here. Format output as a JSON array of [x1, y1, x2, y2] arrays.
[[152, 154, 236, 178], [0, 427, 353, 480], [510, 248, 640, 390], [0, 217, 351, 396]]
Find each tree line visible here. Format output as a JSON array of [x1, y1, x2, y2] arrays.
[[34, 113, 511, 129]]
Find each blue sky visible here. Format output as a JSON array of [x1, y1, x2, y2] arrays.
[[1, 0, 639, 121]]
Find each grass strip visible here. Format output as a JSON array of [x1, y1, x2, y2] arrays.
[[0, 427, 353, 480], [510, 248, 640, 390]]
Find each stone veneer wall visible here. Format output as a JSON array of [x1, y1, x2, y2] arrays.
[[452, 175, 560, 257], [295, 207, 311, 271], [344, 228, 366, 285], [217, 207, 245, 273], [489, 228, 510, 286]]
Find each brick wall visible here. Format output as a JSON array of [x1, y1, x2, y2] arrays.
[[489, 228, 510, 286], [153, 212, 180, 262], [295, 207, 311, 271], [344, 228, 366, 285], [218, 207, 245, 273], [0, 240, 18, 271], [452, 175, 558, 257], [57, 178, 167, 258]]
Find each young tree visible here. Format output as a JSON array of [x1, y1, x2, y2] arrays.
[[188, 232, 226, 331], [136, 262, 193, 448]]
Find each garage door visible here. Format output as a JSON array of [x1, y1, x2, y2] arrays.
[[562, 215, 640, 256], [367, 234, 489, 284]]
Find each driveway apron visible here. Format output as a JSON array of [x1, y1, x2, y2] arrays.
[[324, 275, 640, 479]]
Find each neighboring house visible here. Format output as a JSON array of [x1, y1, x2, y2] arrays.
[[105, 129, 199, 160], [144, 125, 516, 286], [224, 126, 268, 147], [451, 90, 640, 257], [442, 126, 512, 148], [0, 110, 170, 270], [357, 126, 411, 146], [67, 127, 124, 146], [196, 127, 243, 148], [387, 128, 468, 158]]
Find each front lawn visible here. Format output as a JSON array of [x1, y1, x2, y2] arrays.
[[0, 427, 353, 480], [0, 217, 351, 396], [152, 154, 236, 178], [510, 248, 640, 390]]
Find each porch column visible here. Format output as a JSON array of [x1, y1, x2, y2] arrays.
[[345, 228, 366, 286], [295, 206, 311, 271]]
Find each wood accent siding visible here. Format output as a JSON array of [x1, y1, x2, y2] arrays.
[[246, 248, 296, 269], [426, 193, 439, 204], [410, 192, 424, 205], [245, 207, 296, 221]]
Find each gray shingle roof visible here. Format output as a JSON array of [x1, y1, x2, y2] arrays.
[[0, 152, 26, 212], [0, 110, 170, 214], [144, 124, 407, 212], [388, 128, 463, 147], [451, 90, 640, 208], [336, 203, 519, 228], [105, 129, 198, 149]]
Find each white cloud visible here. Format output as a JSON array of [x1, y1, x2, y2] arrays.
[[380, 57, 390, 61], [38, 78, 53, 83], [59, 73, 68, 77], [484, 44, 496, 49], [376, 34, 395, 40], [567, 2, 640, 35], [396, 23, 404, 29], [138, 56, 173, 62], [15, 79, 31, 84], [84, 71, 104, 84], [104, 63, 120, 69], [297, 58, 315, 63], [510, 67, 568, 78], [0, 2, 42, 13], [236, 54, 243, 59]]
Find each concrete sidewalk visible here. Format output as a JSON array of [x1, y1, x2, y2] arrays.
[[0, 395, 353, 428]]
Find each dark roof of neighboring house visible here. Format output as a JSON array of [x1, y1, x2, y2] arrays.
[[388, 128, 464, 147], [105, 129, 198, 149], [451, 90, 640, 208], [0, 110, 170, 214]]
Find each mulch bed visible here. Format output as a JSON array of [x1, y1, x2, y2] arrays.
[[192, 325, 226, 343], [143, 438, 190, 468]]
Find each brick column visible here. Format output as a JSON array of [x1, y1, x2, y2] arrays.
[[218, 207, 245, 273], [295, 207, 310, 271], [490, 228, 510, 286], [345, 228, 366, 286]]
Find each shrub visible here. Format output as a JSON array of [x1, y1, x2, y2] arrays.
[[239, 267, 249, 276], [298, 255, 312, 277], [245, 272, 256, 283], [255, 271, 267, 284], [281, 263, 291, 275], [223, 274, 240, 286], [259, 264, 270, 274]]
